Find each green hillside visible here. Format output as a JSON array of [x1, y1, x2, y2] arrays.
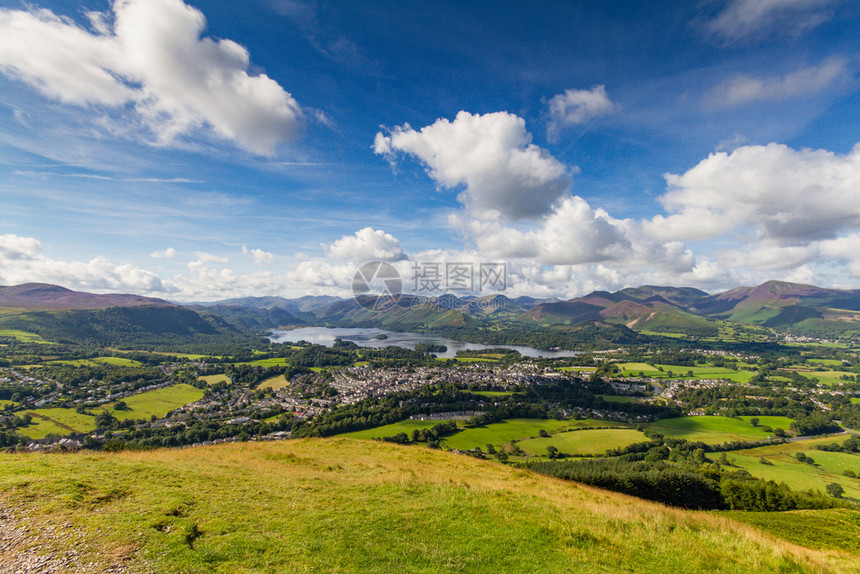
[[0, 305, 238, 346], [1, 439, 857, 573]]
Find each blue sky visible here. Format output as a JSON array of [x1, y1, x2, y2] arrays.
[[1, 0, 859, 300]]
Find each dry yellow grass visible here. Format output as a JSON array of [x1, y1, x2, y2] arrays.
[[0, 438, 856, 573]]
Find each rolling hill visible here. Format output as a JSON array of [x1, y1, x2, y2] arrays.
[[519, 281, 860, 338], [0, 438, 856, 573], [3, 280, 860, 344], [0, 283, 173, 310], [521, 287, 720, 336]]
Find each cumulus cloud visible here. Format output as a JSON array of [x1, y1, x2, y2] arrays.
[[453, 197, 631, 266], [374, 111, 571, 221], [546, 85, 617, 140], [707, 59, 847, 108], [648, 143, 860, 244], [0, 234, 166, 292], [149, 247, 177, 259], [324, 227, 407, 262], [0, 0, 303, 154], [820, 234, 860, 276], [705, 0, 837, 43], [0, 234, 42, 260], [242, 245, 275, 264]]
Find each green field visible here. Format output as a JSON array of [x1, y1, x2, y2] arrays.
[[654, 364, 756, 383], [0, 329, 48, 343], [617, 362, 661, 375], [20, 384, 205, 439], [18, 407, 95, 438], [727, 438, 860, 499], [806, 359, 846, 367], [145, 352, 218, 361], [258, 374, 290, 390], [789, 369, 853, 387], [47, 356, 142, 367], [737, 415, 795, 431], [646, 416, 786, 445], [0, 439, 855, 572], [340, 418, 460, 440], [438, 357, 498, 363], [518, 428, 644, 457], [95, 356, 142, 366], [611, 361, 757, 383], [597, 394, 640, 403], [470, 390, 515, 398], [235, 358, 290, 367], [442, 418, 624, 451], [0, 399, 17, 408], [105, 384, 205, 422], [199, 374, 231, 385]]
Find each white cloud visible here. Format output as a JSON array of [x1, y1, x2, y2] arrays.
[[242, 245, 275, 264], [324, 227, 407, 262], [707, 59, 847, 108], [705, 0, 837, 43], [820, 234, 860, 276], [149, 247, 177, 259], [0, 234, 166, 292], [650, 142, 860, 244], [546, 85, 617, 140], [455, 196, 631, 266], [194, 251, 229, 264], [0, 234, 42, 260], [0, 0, 303, 154], [374, 111, 572, 221]]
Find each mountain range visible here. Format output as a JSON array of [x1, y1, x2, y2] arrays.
[[1, 280, 859, 345]]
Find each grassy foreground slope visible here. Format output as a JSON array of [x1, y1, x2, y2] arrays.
[[1, 439, 857, 573]]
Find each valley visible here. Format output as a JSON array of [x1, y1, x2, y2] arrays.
[[0, 281, 859, 572]]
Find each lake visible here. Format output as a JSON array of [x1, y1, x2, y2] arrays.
[[269, 327, 580, 359]]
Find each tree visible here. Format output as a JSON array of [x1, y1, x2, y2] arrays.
[[113, 400, 130, 411], [749, 417, 759, 427], [773, 427, 786, 438], [95, 411, 119, 430], [546, 445, 559, 459], [826, 482, 844, 499], [538, 429, 550, 438]]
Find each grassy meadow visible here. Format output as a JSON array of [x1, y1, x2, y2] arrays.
[[257, 374, 290, 390], [723, 437, 860, 500], [645, 416, 789, 445], [105, 384, 205, 422], [518, 428, 644, 457], [46, 356, 142, 367], [0, 328, 49, 343], [18, 384, 204, 439], [441, 418, 625, 451], [0, 438, 857, 573], [340, 418, 459, 440], [199, 374, 231, 385]]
